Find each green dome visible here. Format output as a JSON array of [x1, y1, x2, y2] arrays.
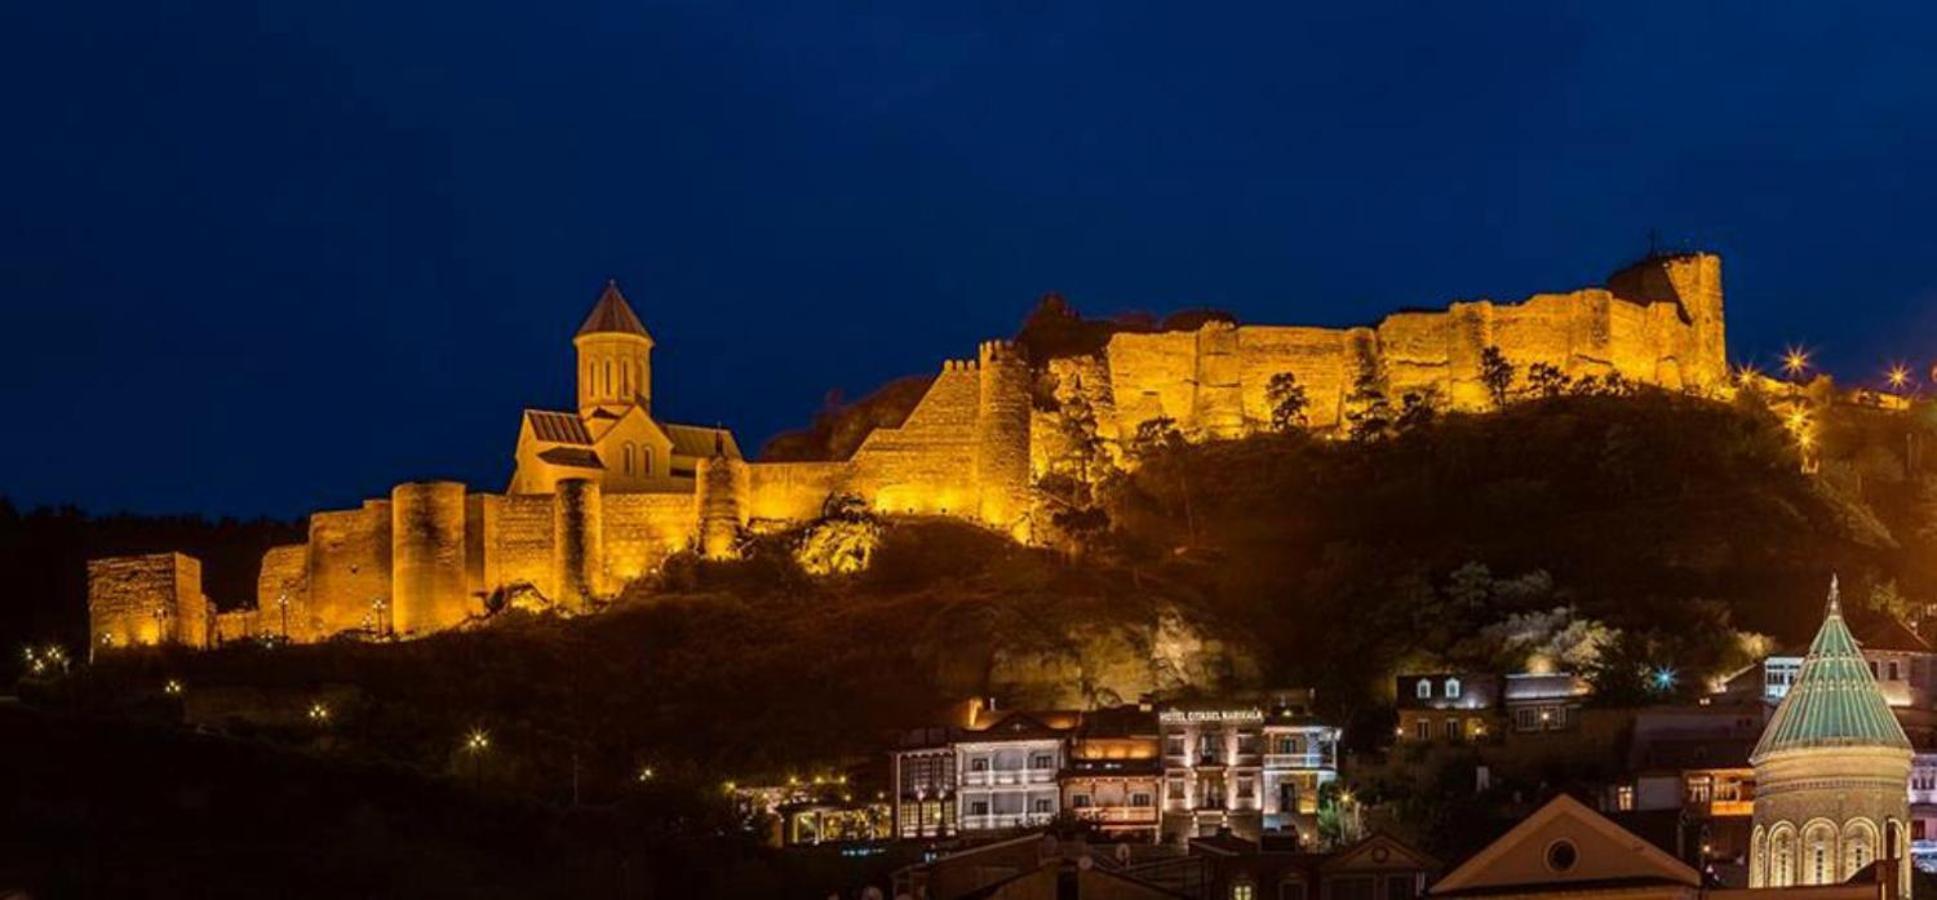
[[1751, 578, 1911, 762]]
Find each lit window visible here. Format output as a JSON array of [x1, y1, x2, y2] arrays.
[[1616, 785, 1634, 811], [1446, 678, 1462, 700], [1232, 883, 1255, 900], [1415, 680, 1432, 699]]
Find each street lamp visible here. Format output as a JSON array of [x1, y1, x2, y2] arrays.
[[1783, 346, 1811, 380], [463, 728, 490, 788], [308, 701, 331, 724]]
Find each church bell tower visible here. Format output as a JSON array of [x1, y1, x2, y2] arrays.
[[574, 280, 654, 418]]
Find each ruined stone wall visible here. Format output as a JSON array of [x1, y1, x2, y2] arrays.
[[87, 552, 209, 649], [306, 500, 391, 637], [1087, 253, 1729, 440], [391, 482, 471, 635], [255, 543, 311, 640], [973, 340, 1032, 533], [603, 492, 696, 584], [743, 461, 848, 523], [552, 479, 603, 610], [846, 361, 982, 515], [493, 493, 557, 599], [696, 456, 749, 560]]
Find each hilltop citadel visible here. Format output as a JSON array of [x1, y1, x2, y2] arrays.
[[87, 252, 1728, 649]]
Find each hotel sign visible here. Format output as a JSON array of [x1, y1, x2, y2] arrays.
[[1159, 708, 1264, 724]]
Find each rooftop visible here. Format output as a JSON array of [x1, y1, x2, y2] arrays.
[[1750, 578, 1911, 761]]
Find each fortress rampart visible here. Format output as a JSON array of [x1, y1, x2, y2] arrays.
[[96, 252, 1732, 648]]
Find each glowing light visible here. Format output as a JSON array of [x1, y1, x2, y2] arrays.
[[163, 678, 184, 696], [464, 728, 490, 753], [1651, 666, 1678, 692], [307, 701, 331, 723], [637, 766, 656, 782], [1783, 346, 1811, 378], [1888, 364, 1912, 390]]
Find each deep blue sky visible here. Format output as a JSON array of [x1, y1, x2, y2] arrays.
[[4, 2, 1937, 518]]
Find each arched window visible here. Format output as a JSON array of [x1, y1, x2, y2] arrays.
[[1447, 678, 1463, 700], [623, 442, 636, 475], [1750, 826, 1766, 888], [604, 360, 614, 397], [1844, 820, 1877, 880], [1803, 822, 1838, 885], [642, 447, 653, 476], [1770, 825, 1797, 887], [1415, 680, 1432, 699], [620, 362, 630, 398]]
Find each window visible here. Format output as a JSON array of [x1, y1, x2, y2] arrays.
[[1415, 680, 1432, 699], [1232, 884, 1255, 900], [623, 442, 636, 475], [1687, 776, 1713, 804], [1277, 736, 1298, 754], [1413, 719, 1431, 741], [1071, 794, 1092, 808], [1031, 798, 1052, 814], [1872, 661, 1882, 679], [1385, 875, 1417, 900], [1131, 792, 1153, 807], [970, 758, 988, 772], [1546, 839, 1579, 872], [1513, 708, 1539, 732], [1890, 661, 1902, 681], [641, 447, 653, 475], [1444, 719, 1461, 741], [1237, 776, 1255, 800], [969, 800, 989, 816], [1165, 735, 1185, 757], [1446, 677, 1462, 700], [1615, 785, 1634, 811], [1031, 753, 1054, 769], [605, 361, 613, 395]]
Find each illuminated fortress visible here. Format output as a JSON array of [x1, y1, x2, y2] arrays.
[[89, 252, 1727, 648]]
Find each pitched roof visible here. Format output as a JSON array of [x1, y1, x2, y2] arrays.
[[537, 447, 603, 469], [1851, 611, 1933, 654], [1751, 577, 1912, 762], [1427, 793, 1699, 897], [525, 410, 594, 445], [576, 280, 652, 340], [662, 422, 741, 459]]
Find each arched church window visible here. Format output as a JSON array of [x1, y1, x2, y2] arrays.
[[1804, 822, 1837, 885], [1844, 820, 1877, 880], [605, 361, 614, 396], [1750, 826, 1765, 888], [623, 443, 635, 475], [642, 447, 653, 476], [620, 362, 630, 398], [1771, 826, 1797, 887]]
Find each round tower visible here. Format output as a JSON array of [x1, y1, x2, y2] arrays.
[[1749, 578, 1912, 894], [575, 280, 655, 417], [553, 478, 604, 612], [390, 481, 469, 636], [695, 435, 747, 560], [973, 340, 1032, 537]]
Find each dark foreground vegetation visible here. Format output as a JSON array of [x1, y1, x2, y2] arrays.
[[10, 383, 1937, 893]]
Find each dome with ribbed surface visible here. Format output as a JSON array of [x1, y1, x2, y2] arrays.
[[1750, 577, 1910, 762]]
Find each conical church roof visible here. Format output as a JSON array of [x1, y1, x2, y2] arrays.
[[1750, 577, 1910, 763], [576, 280, 652, 340]]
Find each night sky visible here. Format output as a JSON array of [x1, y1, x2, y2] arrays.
[[4, 2, 1937, 518]]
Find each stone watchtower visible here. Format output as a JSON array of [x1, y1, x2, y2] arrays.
[[1749, 578, 1913, 895], [973, 340, 1031, 537], [575, 280, 655, 417]]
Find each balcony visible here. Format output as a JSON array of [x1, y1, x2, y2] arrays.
[[1263, 752, 1333, 771], [960, 768, 1058, 787], [960, 812, 1055, 831]]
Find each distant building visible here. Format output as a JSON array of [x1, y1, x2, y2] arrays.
[[1063, 704, 1163, 843], [1158, 691, 1340, 844], [955, 711, 1075, 833], [1394, 671, 1589, 744], [891, 726, 961, 839]]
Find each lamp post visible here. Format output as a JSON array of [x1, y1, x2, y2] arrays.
[[464, 728, 490, 789], [277, 590, 290, 641]]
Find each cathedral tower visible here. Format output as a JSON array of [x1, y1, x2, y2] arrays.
[[1749, 578, 1912, 895], [575, 280, 654, 418]]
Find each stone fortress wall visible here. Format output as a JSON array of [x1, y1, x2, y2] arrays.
[[93, 253, 1729, 648]]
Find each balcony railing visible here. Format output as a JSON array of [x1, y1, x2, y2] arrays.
[[959, 769, 1058, 787], [1073, 806, 1160, 824], [960, 812, 1055, 831], [1263, 752, 1334, 770]]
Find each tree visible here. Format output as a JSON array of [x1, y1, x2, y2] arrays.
[[1526, 362, 1571, 399], [1395, 389, 1439, 433], [1479, 346, 1515, 409], [1266, 371, 1311, 432], [1130, 415, 1185, 461], [1345, 368, 1394, 443]]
